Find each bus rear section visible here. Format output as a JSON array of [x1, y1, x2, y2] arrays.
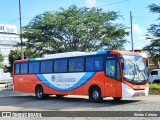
[[13, 51, 149, 102]]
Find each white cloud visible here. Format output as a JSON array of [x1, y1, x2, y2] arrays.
[[133, 24, 143, 34], [125, 25, 149, 50], [85, 0, 97, 8]]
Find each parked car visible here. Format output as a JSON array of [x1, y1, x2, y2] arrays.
[[149, 69, 160, 83]]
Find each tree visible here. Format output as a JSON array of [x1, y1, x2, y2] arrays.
[[5, 49, 40, 73], [0, 53, 4, 69], [22, 5, 128, 54], [143, 3, 160, 65]]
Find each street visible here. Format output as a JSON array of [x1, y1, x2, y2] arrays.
[[1, 90, 160, 119], [0, 90, 160, 112]]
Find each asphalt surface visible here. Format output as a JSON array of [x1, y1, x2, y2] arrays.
[[0, 90, 160, 120]]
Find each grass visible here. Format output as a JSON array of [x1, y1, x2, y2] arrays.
[[149, 83, 160, 94]]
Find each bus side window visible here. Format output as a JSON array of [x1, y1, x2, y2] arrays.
[[69, 58, 84, 72], [106, 59, 116, 78], [106, 58, 121, 80], [41, 61, 53, 73], [54, 59, 68, 73], [15, 64, 20, 74], [86, 56, 103, 71], [34, 62, 40, 73], [20, 63, 28, 74], [29, 62, 40, 74], [29, 63, 34, 74]]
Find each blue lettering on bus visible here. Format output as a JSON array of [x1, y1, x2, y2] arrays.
[[0, 26, 4, 31], [51, 74, 75, 82]]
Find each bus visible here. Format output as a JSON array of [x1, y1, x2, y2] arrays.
[[13, 50, 149, 102]]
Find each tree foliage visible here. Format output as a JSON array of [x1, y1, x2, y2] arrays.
[[143, 3, 160, 65], [5, 49, 40, 73], [0, 53, 4, 69], [22, 5, 128, 54]]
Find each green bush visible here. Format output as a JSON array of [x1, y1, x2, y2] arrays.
[[149, 83, 160, 94]]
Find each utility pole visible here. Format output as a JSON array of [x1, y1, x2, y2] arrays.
[[130, 11, 134, 52], [19, 0, 24, 59]]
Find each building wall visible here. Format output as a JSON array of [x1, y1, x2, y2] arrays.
[[0, 24, 27, 81], [0, 33, 20, 67]]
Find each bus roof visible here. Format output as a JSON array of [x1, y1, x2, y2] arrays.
[[43, 51, 97, 58], [37, 50, 115, 60], [14, 50, 113, 62], [14, 50, 146, 63]]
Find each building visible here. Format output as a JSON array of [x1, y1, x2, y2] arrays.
[[134, 49, 160, 70], [0, 24, 24, 81]]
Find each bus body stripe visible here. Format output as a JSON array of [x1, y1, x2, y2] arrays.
[[29, 58, 36, 61], [36, 72, 96, 91], [97, 50, 111, 54]]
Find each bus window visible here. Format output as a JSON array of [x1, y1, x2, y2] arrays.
[[20, 63, 28, 74], [29, 63, 34, 73], [106, 59, 116, 78], [29, 62, 40, 74], [69, 58, 84, 72], [54, 59, 68, 73], [41, 61, 53, 73], [15, 64, 20, 74], [86, 56, 103, 71], [33, 62, 40, 73]]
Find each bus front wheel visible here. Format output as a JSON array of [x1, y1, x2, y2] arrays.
[[35, 86, 48, 100], [90, 87, 103, 103]]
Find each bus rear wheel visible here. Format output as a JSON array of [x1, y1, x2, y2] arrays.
[[90, 87, 103, 103], [35, 86, 48, 100]]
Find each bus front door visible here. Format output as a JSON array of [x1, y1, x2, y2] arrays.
[[105, 55, 121, 97]]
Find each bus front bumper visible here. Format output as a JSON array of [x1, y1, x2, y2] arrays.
[[122, 83, 149, 98]]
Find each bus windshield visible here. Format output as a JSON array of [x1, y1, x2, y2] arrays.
[[122, 55, 147, 83]]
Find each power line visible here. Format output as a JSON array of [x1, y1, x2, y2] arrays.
[[22, 17, 33, 19], [7, 18, 19, 24], [96, 0, 130, 8], [133, 16, 157, 19], [6, 17, 33, 24]]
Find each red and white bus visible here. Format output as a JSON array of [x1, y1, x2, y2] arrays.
[[13, 50, 149, 102]]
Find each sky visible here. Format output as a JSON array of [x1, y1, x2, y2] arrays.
[[0, 0, 159, 50]]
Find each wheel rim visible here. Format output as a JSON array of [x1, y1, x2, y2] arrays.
[[92, 91, 99, 100], [37, 88, 43, 98]]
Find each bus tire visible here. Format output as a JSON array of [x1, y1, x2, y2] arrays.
[[113, 97, 122, 101], [90, 87, 103, 103], [35, 86, 48, 100], [56, 95, 65, 98]]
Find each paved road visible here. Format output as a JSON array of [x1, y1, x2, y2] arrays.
[[0, 90, 160, 119]]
